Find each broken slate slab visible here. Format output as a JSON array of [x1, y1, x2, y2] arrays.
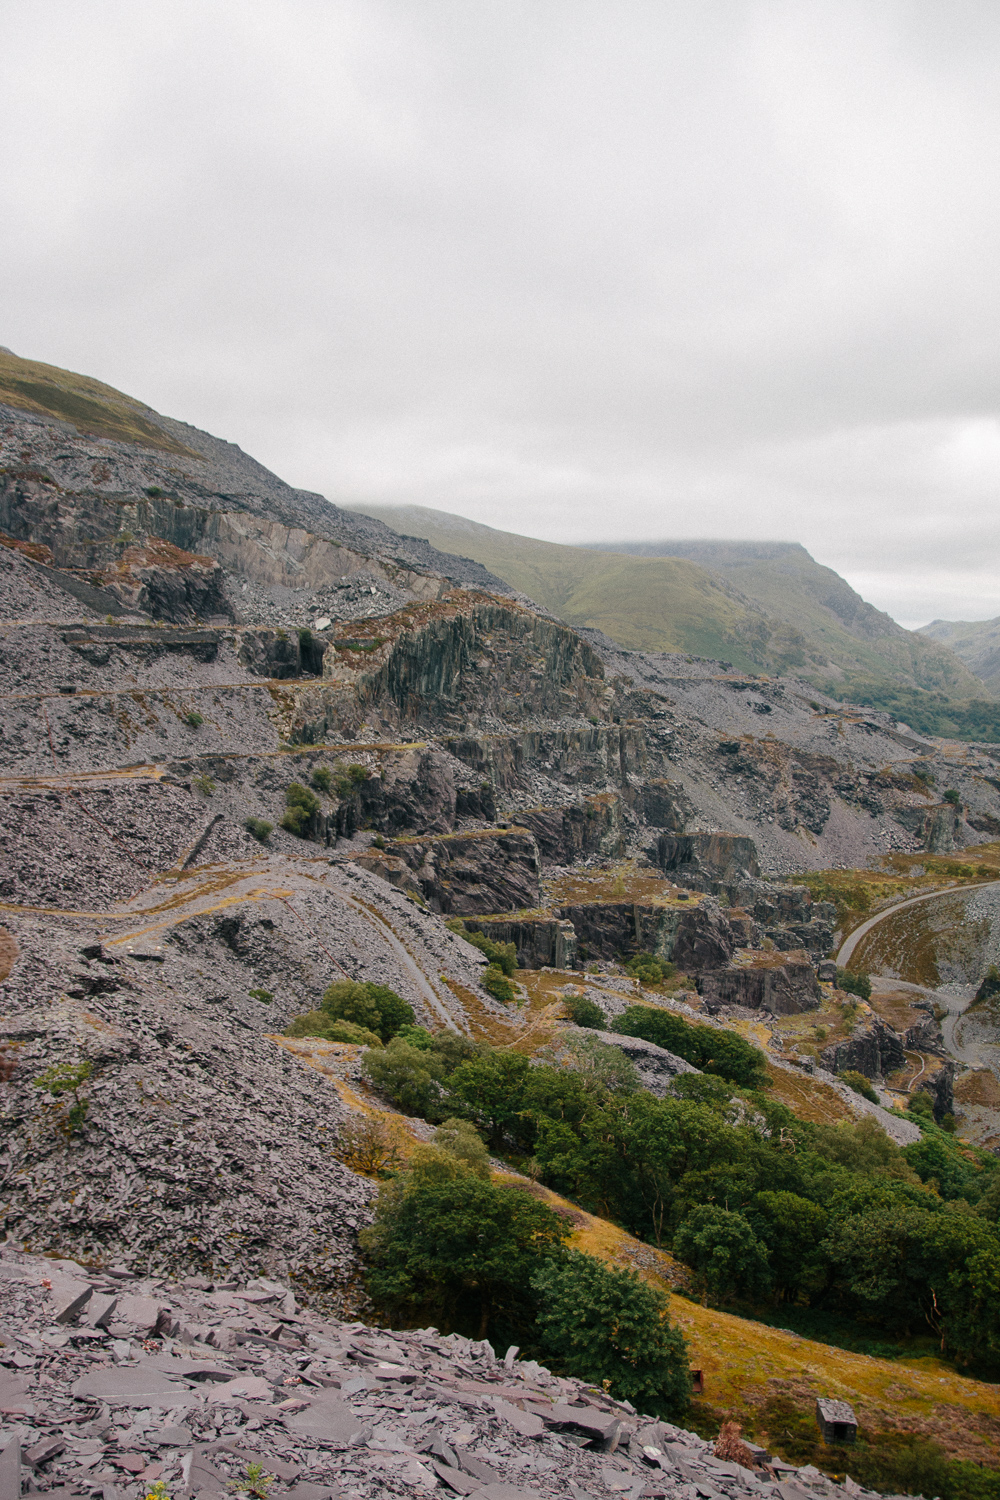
[[71, 1366, 188, 1405], [281, 1486, 341, 1500], [0, 1375, 34, 1417], [493, 1399, 545, 1438], [281, 1396, 363, 1445], [112, 1295, 161, 1334], [433, 1463, 481, 1495], [151, 1426, 192, 1447], [0, 1438, 19, 1500]]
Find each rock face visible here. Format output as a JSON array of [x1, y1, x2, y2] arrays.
[[461, 916, 578, 969], [699, 952, 822, 1016], [653, 832, 761, 889], [554, 898, 737, 970], [820, 1015, 907, 1080], [378, 829, 543, 914]]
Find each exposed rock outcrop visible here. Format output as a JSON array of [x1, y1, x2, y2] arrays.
[[820, 1013, 907, 1080], [377, 828, 542, 914], [460, 915, 578, 969], [699, 950, 822, 1016]]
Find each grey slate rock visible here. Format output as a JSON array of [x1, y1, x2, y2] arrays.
[[71, 1366, 187, 1405], [433, 1462, 481, 1494], [0, 1438, 19, 1500], [281, 1396, 362, 1445]]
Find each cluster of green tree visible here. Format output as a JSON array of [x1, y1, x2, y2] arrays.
[[824, 677, 1000, 743], [836, 968, 872, 1001], [360, 1116, 690, 1416], [610, 1005, 768, 1087], [361, 1025, 1000, 1372], [624, 953, 677, 985], [285, 980, 414, 1046]]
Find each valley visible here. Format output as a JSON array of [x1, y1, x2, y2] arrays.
[[6, 352, 1000, 1498]]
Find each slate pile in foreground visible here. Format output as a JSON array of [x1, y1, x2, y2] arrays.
[[0, 1251, 906, 1500]]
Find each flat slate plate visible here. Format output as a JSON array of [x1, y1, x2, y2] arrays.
[[71, 1367, 190, 1405], [281, 1397, 362, 1445]]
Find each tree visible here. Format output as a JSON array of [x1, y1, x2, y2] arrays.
[[447, 1050, 532, 1148], [747, 1190, 829, 1301], [321, 980, 414, 1042], [362, 1174, 568, 1340], [611, 1005, 767, 1087], [531, 1250, 690, 1416], [564, 993, 605, 1029], [363, 1038, 448, 1116], [673, 1204, 771, 1304]]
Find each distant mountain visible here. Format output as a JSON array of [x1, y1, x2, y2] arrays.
[[347, 506, 1000, 739], [919, 615, 1000, 695]]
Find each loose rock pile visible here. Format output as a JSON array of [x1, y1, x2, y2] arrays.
[[0, 1251, 897, 1500]]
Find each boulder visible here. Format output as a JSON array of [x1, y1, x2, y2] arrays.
[[820, 1016, 906, 1080]]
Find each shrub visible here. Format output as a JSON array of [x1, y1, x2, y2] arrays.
[[841, 1069, 878, 1103], [944, 788, 961, 806], [321, 979, 414, 1042], [530, 1250, 690, 1417], [336, 1114, 404, 1176], [34, 1060, 93, 1134], [836, 967, 872, 1001], [907, 1089, 935, 1120], [976, 966, 1000, 1004], [460, 929, 518, 976], [311, 765, 333, 793], [481, 964, 518, 1003], [244, 818, 272, 844], [395, 1024, 437, 1050], [192, 773, 215, 796], [564, 993, 605, 1029], [248, 987, 273, 1003], [185, 710, 204, 728], [284, 1011, 381, 1046], [333, 764, 368, 797], [281, 782, 321, 837], [625, 952, 676, 986]]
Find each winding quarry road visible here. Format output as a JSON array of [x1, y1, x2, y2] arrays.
[[837, 880, 1000, 1069]]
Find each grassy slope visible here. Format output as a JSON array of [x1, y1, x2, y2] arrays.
[[0, 349, 198, 457], [344, 506, 798, 672], [349, 506, 999, 735], [921, 616, 1000, 695]]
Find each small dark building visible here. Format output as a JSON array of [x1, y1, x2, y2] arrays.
[[815, 1398, 857, 1445]]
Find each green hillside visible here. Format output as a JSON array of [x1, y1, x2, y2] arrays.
[[920, 615, 1000, 695], [347, 506, 1000, 740], [344, 506, 820, 674]]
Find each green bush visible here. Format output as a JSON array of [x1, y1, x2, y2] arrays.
[[281, 782, 321, 837], [841, 1069, 878, 1103], [323, 1019, 383, 1047], [248, 987, 273, 1004], [244, 817, 273, 844], [944, 788, 962, 806], [333, 764, 368, 798], [530, 1249, 690, 1416], [564, 993, 605, 1029], [321, 980, 414, 1042], [481, 965, 518, 1003], [612, 1004, 767, 1087], [395, 1024, 437, 1050], [836, 967, 872, 1001], [311, 765, 333, 793], [185, 710, 204, 728], [625, 952, 676, 986], [907, 1089, 935, 1120]]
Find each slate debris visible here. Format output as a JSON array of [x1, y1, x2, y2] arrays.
[[0, 1250, 907, 1500]]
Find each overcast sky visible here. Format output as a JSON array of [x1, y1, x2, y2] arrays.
[[3, 1, 999, 628]]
